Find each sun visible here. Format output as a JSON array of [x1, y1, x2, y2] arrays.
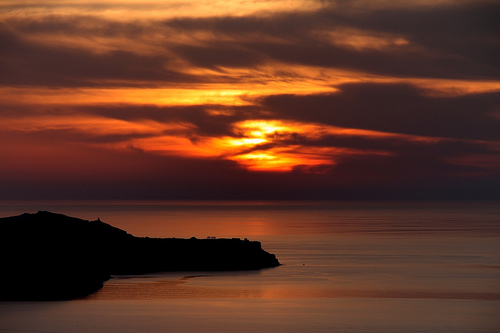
[[220, 120, 336, 171]]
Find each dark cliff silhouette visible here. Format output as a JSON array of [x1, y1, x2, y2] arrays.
[[0, 211, 280, 301]]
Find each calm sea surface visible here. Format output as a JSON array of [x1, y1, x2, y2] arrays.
[[1, 201, 499, 332]]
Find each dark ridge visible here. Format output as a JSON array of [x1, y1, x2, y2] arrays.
[[0, 211, 280, 301]]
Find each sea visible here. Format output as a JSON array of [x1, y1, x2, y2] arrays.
[[0, 201, 499, 333]]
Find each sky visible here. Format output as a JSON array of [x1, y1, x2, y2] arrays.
[[1, 0, 499, 200]]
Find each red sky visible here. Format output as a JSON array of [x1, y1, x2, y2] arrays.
[[1, 0, 499, 200]]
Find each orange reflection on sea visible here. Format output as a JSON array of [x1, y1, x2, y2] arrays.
[[88, 274, 500, 301]]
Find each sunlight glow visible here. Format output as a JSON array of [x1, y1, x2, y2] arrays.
[[214, 120, 393, 171], [2, 0, 498, 180], [0, 0, 326, 19], [0, 114, 181, 137], [321, 27, 410, 51]]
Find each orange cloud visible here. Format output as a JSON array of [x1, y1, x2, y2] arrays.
[[1, 0, 499, 200], [112, 119, 397, 172]]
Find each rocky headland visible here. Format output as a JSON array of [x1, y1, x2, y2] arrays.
[[0, 211, 280, 301]]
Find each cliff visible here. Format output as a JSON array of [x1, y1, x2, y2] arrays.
[[0, 211, 279, 301]]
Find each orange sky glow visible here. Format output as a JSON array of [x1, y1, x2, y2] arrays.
[[1, 0, 499, 199]]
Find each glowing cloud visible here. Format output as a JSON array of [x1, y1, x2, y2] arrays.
[[1, 0, 499, 199]]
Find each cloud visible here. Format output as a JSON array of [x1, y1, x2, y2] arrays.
[[1, 0, 499, 200], [0, 29, 197, 88], [2, 82, 498, 178], [259, 83, 500, 141], [1, 122, 499, 200], [2, 0, 499, 90], [162, 1, 500, 79], [173, 43, 265, 69], [347, 1, 500, 71]]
